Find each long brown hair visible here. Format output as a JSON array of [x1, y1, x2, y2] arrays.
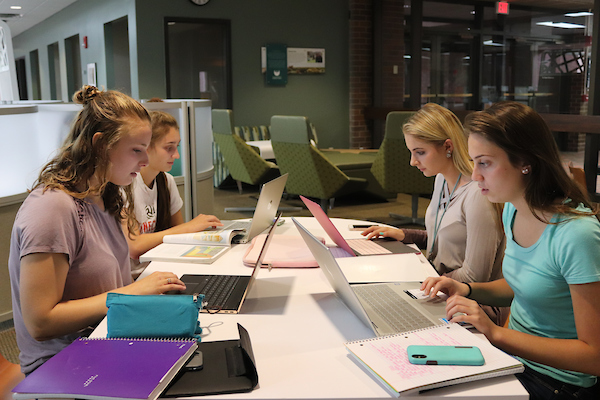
[[464, 101, 598, 222], [35, 85, 150, 233], [149, 111, 179, 231]]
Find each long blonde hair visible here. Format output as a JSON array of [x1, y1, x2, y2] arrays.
[[404, 103, 504, 232], [36, 85, 150, 232], [402, 103, 472, 176]]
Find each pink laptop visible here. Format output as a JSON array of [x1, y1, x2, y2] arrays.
[[299, 196, 419, 257]]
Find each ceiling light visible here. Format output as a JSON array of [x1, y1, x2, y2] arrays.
[[484, 40, 504, 47], [565, 12, 593, 17], [536, 21, 585, 29], [10, 6, 22, 9]]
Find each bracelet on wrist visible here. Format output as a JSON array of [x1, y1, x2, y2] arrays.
[[463, 282, 472, 298]]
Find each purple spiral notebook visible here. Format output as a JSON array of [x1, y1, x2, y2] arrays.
[[12, 337, 197, 400]]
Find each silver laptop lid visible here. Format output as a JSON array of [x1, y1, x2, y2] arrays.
[[292, 217, 377, 335], [242, 174, 288, 243], [236, 213, 282, 311]]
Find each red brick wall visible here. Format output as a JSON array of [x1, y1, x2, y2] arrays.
[[349, 0, 373, 149], [349, 0, 405, 148]]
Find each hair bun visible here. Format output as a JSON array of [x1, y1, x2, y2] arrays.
[[73, 85, 101, 105]]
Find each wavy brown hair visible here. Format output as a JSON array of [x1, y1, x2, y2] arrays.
[[464, 101, 599, 222], [35, 85, 151, 233], [149, 111, 179, 232]]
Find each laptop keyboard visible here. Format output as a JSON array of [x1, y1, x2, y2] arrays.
[[353, 284, 435, 333], [329, 246, 354, 258], [346, 239, 392, 255], [199, 275, 241, 308]]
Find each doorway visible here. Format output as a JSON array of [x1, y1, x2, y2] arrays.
[[64, 34, 82, 98], [104, 16, 131, 95], [165, 18, 232, 108], [47, 42, 61, 100]]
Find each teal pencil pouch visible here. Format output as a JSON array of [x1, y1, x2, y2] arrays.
[[106, 293, 204, 341]]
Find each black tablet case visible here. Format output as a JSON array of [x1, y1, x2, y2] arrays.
[[161, 324, 258, 397]]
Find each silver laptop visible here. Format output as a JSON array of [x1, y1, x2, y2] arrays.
[[292, 217, 449, 336], [169, 214, 280, 314], [218, 174, 288, 244]]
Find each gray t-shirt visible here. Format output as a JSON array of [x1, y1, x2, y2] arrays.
[[8, 187, 131, 374]]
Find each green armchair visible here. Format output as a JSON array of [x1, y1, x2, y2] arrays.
[[212, 109, 279, 194], [370, 111, 434, 225], [270, 115, 368, 212]]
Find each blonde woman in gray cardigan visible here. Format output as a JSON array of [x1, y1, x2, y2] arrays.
[[362, 104, 506, 323]]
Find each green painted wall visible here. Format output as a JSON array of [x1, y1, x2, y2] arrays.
[[13, 0, 350, 147], [135, 0, 350, 148]]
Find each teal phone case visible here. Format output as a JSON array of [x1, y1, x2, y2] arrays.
[[407, 345, 484, 366]]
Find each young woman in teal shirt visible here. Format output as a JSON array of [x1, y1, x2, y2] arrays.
[[421, 101, 600, 400]]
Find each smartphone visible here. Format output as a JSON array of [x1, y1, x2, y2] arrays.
[[348, 224, 376, 231], [184, 350, 204, 371], [407, 345, 484, 366]]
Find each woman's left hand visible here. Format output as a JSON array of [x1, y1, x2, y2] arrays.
[[445, 295, 498, 338]]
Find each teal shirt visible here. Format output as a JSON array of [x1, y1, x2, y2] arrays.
[[502, 202, 600, 387]]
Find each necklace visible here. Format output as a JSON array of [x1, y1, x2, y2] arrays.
[[428, 173, 462, 261]]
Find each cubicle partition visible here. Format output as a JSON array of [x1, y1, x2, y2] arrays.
[[0, 99, 214, 322]]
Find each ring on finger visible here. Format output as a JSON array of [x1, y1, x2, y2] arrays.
[[167, 278, 171, 284]]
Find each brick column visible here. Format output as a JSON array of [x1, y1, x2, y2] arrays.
[[349, 0, 373, 149], [349, 0, 405, 149]]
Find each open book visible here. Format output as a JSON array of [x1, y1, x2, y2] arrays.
[[139, 228, 244, 264], [344, 323, 523, 397]]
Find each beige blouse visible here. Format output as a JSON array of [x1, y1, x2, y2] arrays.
[[404, 174, 505, 283]]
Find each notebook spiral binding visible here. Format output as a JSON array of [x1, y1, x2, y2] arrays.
[[348, 323, 451, 344], [81, 337, 197, 342]]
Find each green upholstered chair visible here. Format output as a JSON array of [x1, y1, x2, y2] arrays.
[[370, 111, 434, 226], [212, 109, 279, 194], [270, 115, 368, 212]]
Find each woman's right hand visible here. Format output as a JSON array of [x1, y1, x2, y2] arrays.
[[361, 226, 405, 241], [187, 214, 223, 232], [421, 276, 470, 299], [122, 271, 186, 295]]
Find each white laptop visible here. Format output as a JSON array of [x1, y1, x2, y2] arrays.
[[293, 217, 449, 336], [168, 214, 281, 314], [217, 174, 288, 244]]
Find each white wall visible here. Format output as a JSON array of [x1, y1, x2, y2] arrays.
[[12, 0, 137, 100], [0, 21, 19, 101]]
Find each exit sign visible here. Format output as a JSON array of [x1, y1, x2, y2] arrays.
[[496, 1, 509, 15]]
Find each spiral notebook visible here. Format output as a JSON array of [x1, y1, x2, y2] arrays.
[[12, 337, 197, 400], [344, 323, 524, 397]]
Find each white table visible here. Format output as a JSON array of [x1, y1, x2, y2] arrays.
[[92, 217, 528, 399], [246, 140, 274, 160]]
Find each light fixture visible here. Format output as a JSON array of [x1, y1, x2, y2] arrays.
[[484, 40, 504, 47], [536, 21, 586, 29], [565, 12, 593, 17], [10, 5, 22, 9]]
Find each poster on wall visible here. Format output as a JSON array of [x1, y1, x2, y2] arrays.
[[0, 27, 9, 73], [261, 47, 325, 75], [265, 43, 287, 85]]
